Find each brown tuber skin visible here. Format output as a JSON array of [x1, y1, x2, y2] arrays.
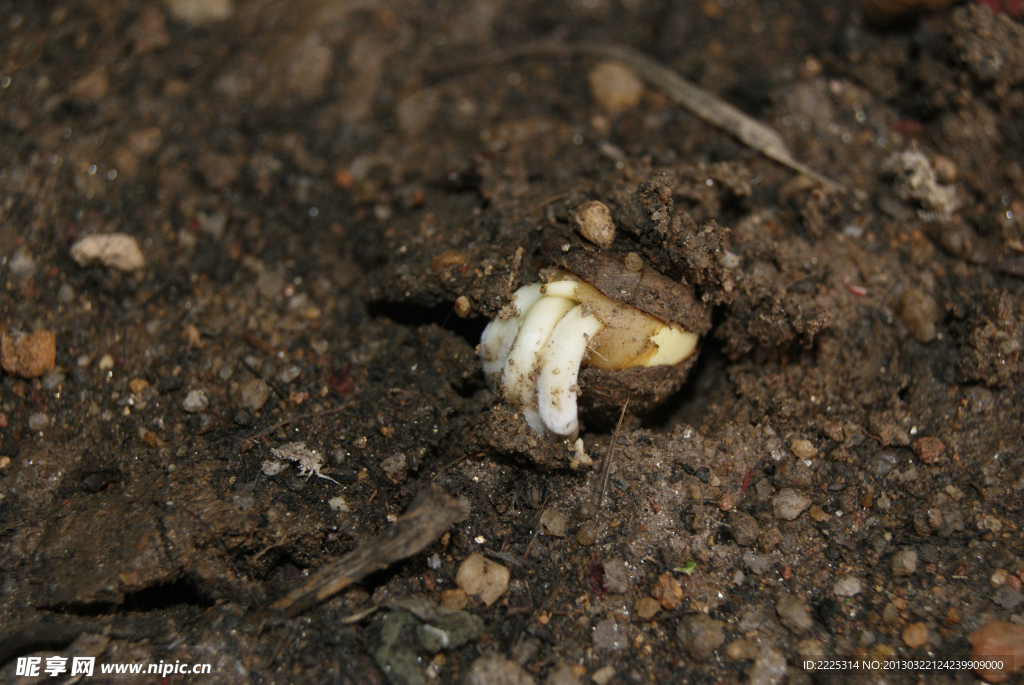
[[540, 235, 713, 425]]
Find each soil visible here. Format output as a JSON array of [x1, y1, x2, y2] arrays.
[[2, 1, 1024, 684]]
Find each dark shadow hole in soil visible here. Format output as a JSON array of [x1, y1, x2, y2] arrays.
[[45, 578, 216, 616], [367, 299, 488, 352], [641, 332, 730, 431]]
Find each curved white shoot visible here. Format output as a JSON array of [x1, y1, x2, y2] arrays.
[[502, 295, 575, 407], [480, 283, 543, 383], [536, 305, 603, 436]]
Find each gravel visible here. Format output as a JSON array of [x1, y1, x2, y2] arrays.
[[775, 593, 814, 634], [772, 488, 811, 520], [676, 613, 725, 662], [747, 647, 787, 685], [891, 549, 918, 577], [592, 617, 629, 652], [182, 389, 209, 413], [833, 575, 864, 597]]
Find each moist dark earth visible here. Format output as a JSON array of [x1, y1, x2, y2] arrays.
[[2, 1, 1024, 684]]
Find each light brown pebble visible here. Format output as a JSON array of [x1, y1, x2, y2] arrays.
[[635, 596, 661, 620], [1, 330, 57, 379], [624, 252, 643, 272], [456, 554, 509, 606], [932, 154, 957, 184], [725, 639, 759, 660], [912, 436, 944, 463], [572, 200, 616, 249], [454, 295, 472, 318], [0, 456, 11, 469], [790, 439, 817, 459], [129, 377, 150, 394], [651, 572, 683, 610], [969, 621, 1024, 683], [899, 287, 939, 343], [717, 492, 735, 511], [587, 61, 645, 114], [902, 622, 929, 649], [440, 588, 468, 611]]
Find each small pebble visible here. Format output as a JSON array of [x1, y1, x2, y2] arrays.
[[539, 508, 567, 537], [590, 665, 615, 685], [775, 593, 814, 634], [992, 585, 1023, 609], [790, 439, 817, 459], [278, 365, 301, 383], [718, 492, 735, 511], [834, 575, 864, 597], [327, 495, 349, 513], [728, 511, 759, 547], [182, 389, 209, 413], [28, 413, 50, 431], [9, 247, 36, 279], [623, 252, 643, 272], [743, 552, 771, 576], [1, 330, 57, 379], [545, 662, 581, 685], [572, 200, 616, 249], [70, 233, 146, 272], [440, 589, 468, 611], [381, 452, 408, 483], [891, 549, 918, 577], [602, 557, 632, 594], [465, 655, 535, 685], [969, 621, 1024, 683], [726, 639, 759, 660], [238, 378, 272, 411], [912, 436, 944, 463], [456, 553, 509, 606], [651, 572, 683, 610], [588, 61, 645, 114], [932, 154, 957, 184], [635, 597, 660, 620], [57, 283, 75, 304], [990, 568, 1011, 588], [772, 488, 811, 520], [592, 617, 628, 651], [899, 287, 939, 343], [576, 520, 602, 547], [41, 369, 65, 391], [676, 613, 725, 662], [454, 295, 472, 318], [902, 622, 929, 649], [747, 647, 787, 685]]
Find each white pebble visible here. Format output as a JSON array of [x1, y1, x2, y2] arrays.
[[182, 389, 209, 413], [70, 233, 146, 272]]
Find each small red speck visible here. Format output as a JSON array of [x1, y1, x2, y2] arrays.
[[782, 565, 793, 580], [846, 283, 868, 297], [327, 363, 355, 399], [589, 554, 606, 599], [0, 413, 7, 429], [890, 119, 924, 137], [161, 678, 170, 685], [739, 466, 753, 499]]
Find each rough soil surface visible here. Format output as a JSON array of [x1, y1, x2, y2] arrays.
[[2, 1, 1024, 684]]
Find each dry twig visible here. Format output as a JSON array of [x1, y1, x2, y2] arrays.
[[259, 486, 467, 618]]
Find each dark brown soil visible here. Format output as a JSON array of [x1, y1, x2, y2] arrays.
[[2, 1, 1024, 684]]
